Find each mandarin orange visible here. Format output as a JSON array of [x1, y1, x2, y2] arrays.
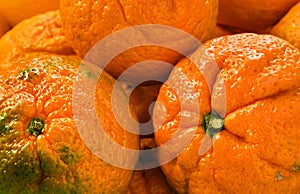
[[0, 0, 59, 27], [153, 33, 300, 193], [0, 14, 9, 37], [125, 138, 175, 194], [129, 83, 162, 123], [218, 0, 300, 33], [60, 0, 218, 82], [126, 167, 175, 194], [211, 24, 234, 39], [0, 53, 139, 193], [0, 11, 74, 65], [271, 1, 300, 49]]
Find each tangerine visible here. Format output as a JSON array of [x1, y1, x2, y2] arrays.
[[0, 14, 9, 37], [0, 0, 59, 27], [0, 53, 139, 193], [271, 1, 300, 49], [0, 11, 74, 65], [153, 33, 300, 193], [60, 0, 218, 82], [218, 0, 300, 33]]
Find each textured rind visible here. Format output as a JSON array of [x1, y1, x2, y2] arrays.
[[60, 0, 218, 80], [0, 53, 139, 193], [154, 33, 300, 193], [0, 11, 74, 65]]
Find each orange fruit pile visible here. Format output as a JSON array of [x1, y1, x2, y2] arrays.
[[0, 9, 140, 193], [153, 33, 300, 193], [1, 0, 300, 193]]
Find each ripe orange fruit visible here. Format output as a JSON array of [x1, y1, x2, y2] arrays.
[[0, 11, 74, 65], [153, 33, 300, 193], [211, 24, 234, 39], [129, 83, 162, 123], [217, 0, 300, 33], [125, 138, 175, 194], [0, 14, 9, 37], [60, 0, 218, 81], [271, 1, 300, 49], [0, 53, 139, 193], [126, 168, 175, 194], [0, 0, 59, 27]]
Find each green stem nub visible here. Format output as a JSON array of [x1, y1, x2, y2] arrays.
[[203, 111, 224, 137], [26, 118, 45, 136], [17, 67, 40, 81]]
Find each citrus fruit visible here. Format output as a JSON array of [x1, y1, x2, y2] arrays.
[[0, 11, 74, 65], [217, 0, 300, 33], [211, 24, 234, 39], [0, 0, 59, 27], [0, 14, 9, 37], [153, 33, 300, 193], [125, 138, 175, 194], [60, 0, 218, 82], [126, 167, 175, 194], [271, 1, 300, 49], [129, 83, 162, 123], [0, 52, 139, 193]]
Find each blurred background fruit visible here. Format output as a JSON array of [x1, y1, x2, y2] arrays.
[[271, 1, 300, 49], [129, 83, 162, 123], [126, 168, 175, 194], [60, 0, 218, 83], [217, 0, 300, 33], [153, 33, 300, 193], [125, 138, 175, 194], [211, 24, 234, 39], [0, 14, 9, 37], [0, 11, 74, 65], [0, 0, 59, 27]]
